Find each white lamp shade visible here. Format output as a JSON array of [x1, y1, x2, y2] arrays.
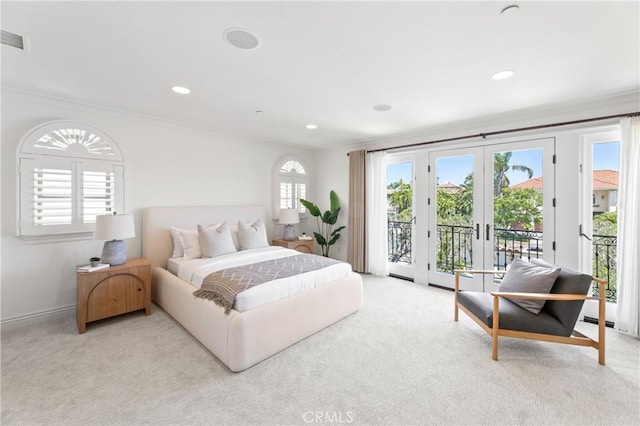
[[94, 214, 135, 240], [278, 208, 300, 225]]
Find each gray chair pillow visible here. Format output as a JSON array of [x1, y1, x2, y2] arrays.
[[531, 258, 593, 334], [498, 258, 561, 314]]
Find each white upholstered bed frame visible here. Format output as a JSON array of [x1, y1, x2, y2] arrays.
[[142, 205, 363, 372]]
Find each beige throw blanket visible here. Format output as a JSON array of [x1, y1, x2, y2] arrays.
[[193, 254, 341, 314]]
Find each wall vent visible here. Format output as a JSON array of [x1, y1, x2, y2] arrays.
[[1, 30, 24, 50]]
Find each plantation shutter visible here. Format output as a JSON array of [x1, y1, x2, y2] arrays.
[[19, 158, 123, 236], [17, 121, 125, 239]]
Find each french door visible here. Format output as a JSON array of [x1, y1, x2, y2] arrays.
[[387, 155, 415, 278], [427, 138, 556, 291], [580, 129, 620, 324]]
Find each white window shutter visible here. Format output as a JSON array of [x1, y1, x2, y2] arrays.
[[17, 122, 125, 239]]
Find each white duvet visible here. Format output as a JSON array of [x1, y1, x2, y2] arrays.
[[168, 246, 352, 312]]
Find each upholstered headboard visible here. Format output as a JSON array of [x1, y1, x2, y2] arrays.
[[142, 205, 268, 269]]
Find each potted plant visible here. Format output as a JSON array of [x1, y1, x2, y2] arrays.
[[300, 190, 345, 257], [89, 257, 101, 267]]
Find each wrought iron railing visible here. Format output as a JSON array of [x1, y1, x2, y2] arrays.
[[436, 224, 474, 273], [388, 219, 413, 264], [492, 227, 543, 270], [592, 234, 617, 302], [387, 220, 617, 303]]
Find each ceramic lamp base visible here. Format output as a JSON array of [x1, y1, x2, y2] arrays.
[[101, 240, 127, 266], [283, 224, 296, 241]]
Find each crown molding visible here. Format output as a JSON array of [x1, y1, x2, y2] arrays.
[[1, 86, 307, 151], [335, 88, 640, 153]]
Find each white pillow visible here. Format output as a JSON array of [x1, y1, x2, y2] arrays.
[[170, 227, 185, 258], [229, 224, 240, 251], [237, 219, 269, 250], [198, 223, 237, 258], [177, 227, 202, 260]]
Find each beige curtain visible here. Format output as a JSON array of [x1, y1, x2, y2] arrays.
[[347, 150, 366, 272]]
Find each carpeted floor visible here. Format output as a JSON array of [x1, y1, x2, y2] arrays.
[[2, 275, 639, 425]]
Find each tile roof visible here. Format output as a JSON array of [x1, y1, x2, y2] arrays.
[[510, 176, 544, 190], [510, 170, 618, 191], [592, 169, 618, 190]]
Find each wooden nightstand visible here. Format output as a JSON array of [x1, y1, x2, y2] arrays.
[[76, 257, 151, 334], [272, 238, 314, 253]]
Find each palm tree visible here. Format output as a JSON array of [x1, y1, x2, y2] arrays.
[[458, 173, 474, 217], [494, 152, 533, 196], [389, 181, 413, 220]]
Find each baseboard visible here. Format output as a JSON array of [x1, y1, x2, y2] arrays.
[[1, 304, 76, 331], [428, 283, 454, 292], [583, 316, 615, 328], [388, 273, 414, 282]]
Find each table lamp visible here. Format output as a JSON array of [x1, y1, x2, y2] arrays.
[[94, 213, 135, 266], [278, 208, 299, 241]]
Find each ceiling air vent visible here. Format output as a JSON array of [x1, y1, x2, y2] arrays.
[[1, 30, 24, 50]]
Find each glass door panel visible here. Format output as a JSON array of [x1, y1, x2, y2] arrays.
[[580, 131, 619, 325], [483, 139, 555, 291], [387, 159, 414, 278], [428, 148, 483, 291]]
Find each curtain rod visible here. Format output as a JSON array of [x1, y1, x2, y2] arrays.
[[351, 111, 639, 155]]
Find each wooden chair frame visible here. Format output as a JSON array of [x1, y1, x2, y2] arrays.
[[454, 270, 606, 365]]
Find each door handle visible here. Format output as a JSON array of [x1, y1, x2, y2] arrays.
[[476, 223, 480, 240], [486, 224, 491, 241], [579, 224, 592, 241]]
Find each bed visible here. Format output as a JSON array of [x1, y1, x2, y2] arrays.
[[141, 205, 363, 372]]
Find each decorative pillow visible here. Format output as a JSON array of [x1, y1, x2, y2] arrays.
[[499, 258, 561, 314], [176, 227, 202, 260], [170, 226, 186, 258], [198, 223, 237, 258], [237, 219, 269, 250], [229, 224, 240, 251]]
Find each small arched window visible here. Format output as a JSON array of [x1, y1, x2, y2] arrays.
[[17, 121, 125, 238], [273, 156, 308, 217]]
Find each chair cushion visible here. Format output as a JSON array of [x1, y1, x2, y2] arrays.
[[530, 259, 593, 334], [458, 291, 568, 336], [498, 258, 561, 314]]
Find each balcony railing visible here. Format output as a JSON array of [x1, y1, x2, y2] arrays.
[[387, 220, 618, 302], [434, 225, 544, 273], [388, 219, 413, 264], [592, 234, 617, 302]]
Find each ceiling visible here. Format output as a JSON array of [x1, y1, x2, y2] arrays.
[[2, 1, 639, 149]]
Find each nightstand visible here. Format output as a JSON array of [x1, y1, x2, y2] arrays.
[[76, 257, 151, 334], [272, 238, 314, 253]]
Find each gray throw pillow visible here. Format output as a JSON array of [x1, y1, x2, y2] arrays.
[[499, 258, 561, 314]]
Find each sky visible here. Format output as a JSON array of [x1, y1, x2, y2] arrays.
[[387, 141, 620, 186]]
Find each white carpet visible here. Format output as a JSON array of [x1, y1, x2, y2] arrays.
[[2, 275, 639, 425]]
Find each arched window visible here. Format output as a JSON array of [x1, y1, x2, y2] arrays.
[[273, 156, 308, 217], [17, 121, 124, 238]]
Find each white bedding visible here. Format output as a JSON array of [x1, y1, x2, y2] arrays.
[[172, 246, 352, 312]]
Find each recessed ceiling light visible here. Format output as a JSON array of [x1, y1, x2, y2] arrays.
[[171, 86, 191, 95], [306, 124, 318, 130], [373, 104, 392, 112], [500, 4, 520, 15], [224, 28, 261, 50], [491, 70, 515, 80]]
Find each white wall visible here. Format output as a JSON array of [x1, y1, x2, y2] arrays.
[[1, 89, 316, 323], [314, 149, 351, 261]]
